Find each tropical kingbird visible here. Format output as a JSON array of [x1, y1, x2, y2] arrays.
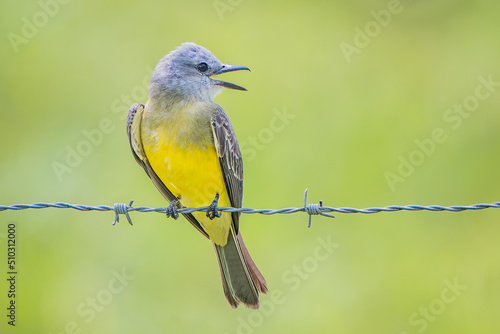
[[127, 42, 267, 308]]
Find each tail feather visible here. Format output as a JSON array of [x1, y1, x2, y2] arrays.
[[213, 227, 267, 308], [237, 233, 268, 294]]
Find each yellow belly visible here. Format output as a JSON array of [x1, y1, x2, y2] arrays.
[[143, 125, 232, 246]]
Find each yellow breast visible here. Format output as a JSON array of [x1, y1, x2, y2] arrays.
[[141, 102, 232, 246]]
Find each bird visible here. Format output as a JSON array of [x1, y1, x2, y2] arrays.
[[127, 42, 267, 308]]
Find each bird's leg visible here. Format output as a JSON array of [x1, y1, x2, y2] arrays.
[[206, 192, 221, 220], [166, 199, 181, 220]]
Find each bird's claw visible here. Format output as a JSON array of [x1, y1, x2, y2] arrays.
[[166, 201, 179, 220], [206, 193, 221, 220]]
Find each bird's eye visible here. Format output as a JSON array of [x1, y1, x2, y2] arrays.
[[197, 62, 209, 72]]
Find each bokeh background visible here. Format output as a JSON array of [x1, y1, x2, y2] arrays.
[[1, 0, 500, 333]]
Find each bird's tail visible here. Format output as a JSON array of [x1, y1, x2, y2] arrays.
[[213, 226, 267, 309]]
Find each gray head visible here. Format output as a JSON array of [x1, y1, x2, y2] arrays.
[[149, 42, 249, 103]]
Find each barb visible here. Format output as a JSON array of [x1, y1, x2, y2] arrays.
[[113, 200, 134, 226], [1, 189, 499, 227], [303, 189, 335, 227]]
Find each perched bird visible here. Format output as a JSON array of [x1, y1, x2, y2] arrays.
[[127, 42, 267, 308]]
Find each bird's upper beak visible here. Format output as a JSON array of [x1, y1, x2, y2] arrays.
[[211, 64, 250, 91]]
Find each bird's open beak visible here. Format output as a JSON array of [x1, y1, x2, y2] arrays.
[[212, 64, 250, 91]]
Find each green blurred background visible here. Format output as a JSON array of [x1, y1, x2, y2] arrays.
[[1, 0, 500, 333]]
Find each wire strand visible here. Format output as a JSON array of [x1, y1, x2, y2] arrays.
[[1, 189, 499, 226]]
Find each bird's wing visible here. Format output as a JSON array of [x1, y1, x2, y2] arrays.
[[211, 105, 243, 233], [127, 103, 209, 238]]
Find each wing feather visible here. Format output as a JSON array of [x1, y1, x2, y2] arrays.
[[210, 106, 243, 233]]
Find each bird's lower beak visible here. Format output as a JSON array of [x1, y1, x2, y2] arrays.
[[212, 64, 250, 91]]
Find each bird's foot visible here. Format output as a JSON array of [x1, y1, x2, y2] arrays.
[[206, 193, 221, 220], [166, 201, 180, 220]]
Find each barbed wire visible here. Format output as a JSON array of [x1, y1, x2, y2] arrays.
[[1, 189, 499, 227]]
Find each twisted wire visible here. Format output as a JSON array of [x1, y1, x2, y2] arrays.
[[1, 189, 499, 226]]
